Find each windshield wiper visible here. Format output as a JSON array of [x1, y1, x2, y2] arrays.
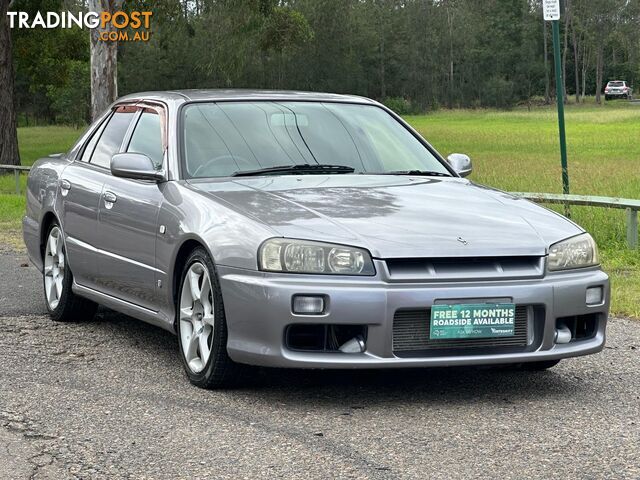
[[232, 164, 355, 177], [374, 170, 451, 177]]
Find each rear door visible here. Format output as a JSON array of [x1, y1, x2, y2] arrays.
[[60, 108, 136, 290], [94, 104, 166, 310]]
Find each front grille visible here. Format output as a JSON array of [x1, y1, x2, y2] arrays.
[[393, 305, 530, 354], [385, 257, 544, 282]]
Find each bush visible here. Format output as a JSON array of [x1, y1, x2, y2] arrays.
[[481, 76, 517, 109], [382, 97, 414, 115]]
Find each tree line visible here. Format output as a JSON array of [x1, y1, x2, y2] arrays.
[[1, 0, 639, 161]]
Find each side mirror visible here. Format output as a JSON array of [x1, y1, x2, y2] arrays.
[[110, 153, 164, 182], [446, 153, 473, 177]]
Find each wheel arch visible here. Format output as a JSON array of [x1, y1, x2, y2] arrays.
[[40, 211, 59, 260], [171, 236, 216, 327]]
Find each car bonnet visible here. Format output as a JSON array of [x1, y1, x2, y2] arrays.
[[189, 175, 582, 259]]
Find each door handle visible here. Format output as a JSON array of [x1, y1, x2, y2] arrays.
[[103, 191, 117, 204], [60, 179, 71, 190]]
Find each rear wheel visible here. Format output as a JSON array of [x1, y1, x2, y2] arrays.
[[176, 247, 245, 388], [43, 221, 97, 322]]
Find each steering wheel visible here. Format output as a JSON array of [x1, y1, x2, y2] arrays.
[[192, 154, 253, 177]]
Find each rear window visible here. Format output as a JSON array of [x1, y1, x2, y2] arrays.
[[608, 81, 624, 87]]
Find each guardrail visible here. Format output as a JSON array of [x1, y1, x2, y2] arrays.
[[512, 192, 639, 249], [0, 164, 31, 196], [1, 165, 638, 248]]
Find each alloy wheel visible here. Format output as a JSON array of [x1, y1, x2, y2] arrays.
[[179, 262, 215, 373], [44, 226, 65, 310]]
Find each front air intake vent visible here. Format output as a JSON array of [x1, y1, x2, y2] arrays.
[[392, 305, 543, 356]]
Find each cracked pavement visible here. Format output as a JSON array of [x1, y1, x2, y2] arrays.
[[0, 252, 639, 479]]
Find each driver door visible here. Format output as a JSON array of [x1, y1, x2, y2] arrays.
[[94, 104, 167, 311]]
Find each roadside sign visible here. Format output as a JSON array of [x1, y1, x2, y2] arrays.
[[544, 0, 570, 203], [543, 0, 560, 21]]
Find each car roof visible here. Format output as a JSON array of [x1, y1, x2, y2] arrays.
[[116, 89, 378, 105]]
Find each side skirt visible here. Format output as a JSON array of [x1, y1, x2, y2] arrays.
[[72, 281, 175, 334]]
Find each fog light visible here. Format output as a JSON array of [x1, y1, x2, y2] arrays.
[[586, 287, 603, 305], [338, 335, 366, 353], [555, 323, 572, 344], [292, 295, 325, 315]]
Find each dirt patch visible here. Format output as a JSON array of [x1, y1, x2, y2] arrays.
[[0, 228, 26, 254]]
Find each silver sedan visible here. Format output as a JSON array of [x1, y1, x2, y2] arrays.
[[23, 90, 609, 388]]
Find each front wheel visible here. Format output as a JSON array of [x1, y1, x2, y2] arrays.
[[43, 222, 97, 322], [176, 247, 245, 389]]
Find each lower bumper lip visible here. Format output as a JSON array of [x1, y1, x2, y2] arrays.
[[277, 335, 606, 368]]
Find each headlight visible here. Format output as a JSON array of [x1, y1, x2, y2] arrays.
[[548, 233, 599, 271], [259, 238, 375, 275]]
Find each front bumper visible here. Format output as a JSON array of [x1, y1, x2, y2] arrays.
[[218, 262, 609, 368]]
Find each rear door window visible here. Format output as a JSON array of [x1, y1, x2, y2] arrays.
[[90, 108, 136, 169]]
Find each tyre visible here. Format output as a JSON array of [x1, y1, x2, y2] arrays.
[[519, 359, 560, 371], [176, 247, 245, 389], [605, 95, 610, 101], [43, 221, 98, 322]]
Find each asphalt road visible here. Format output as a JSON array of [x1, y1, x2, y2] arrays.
[[0, 252, 639, 479]]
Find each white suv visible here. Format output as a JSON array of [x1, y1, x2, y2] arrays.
[[604, 81, 632, 100]]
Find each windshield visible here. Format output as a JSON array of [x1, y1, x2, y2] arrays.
[[181, 102, 450, 178], [608, 81, 624, 87]]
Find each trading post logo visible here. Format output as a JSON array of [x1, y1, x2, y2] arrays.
[[6, 10, 153, 42]]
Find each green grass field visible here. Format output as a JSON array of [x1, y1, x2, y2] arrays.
[[0, 126, 85, 248], [0, 103, 638, 315], [0, 126, 83, 194], [18, 126, 83, 164]]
